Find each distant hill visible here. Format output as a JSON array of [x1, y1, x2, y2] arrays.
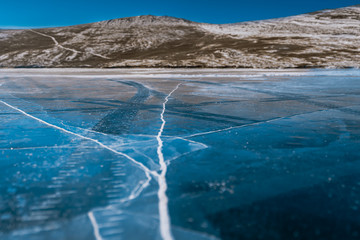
[[0, 5, 360, 68]]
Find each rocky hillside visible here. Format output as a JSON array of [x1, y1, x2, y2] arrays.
[[0, 5, 360, 68]]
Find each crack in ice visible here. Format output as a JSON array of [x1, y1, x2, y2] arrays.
[[156, 83, 181, 240], [127, 171, 152, 202], [184, 116, 297, 138], [88, 212, 103, 240], [184, 107, 351, 138]]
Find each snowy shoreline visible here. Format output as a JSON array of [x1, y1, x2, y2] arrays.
[[0, 68, 359, 79]]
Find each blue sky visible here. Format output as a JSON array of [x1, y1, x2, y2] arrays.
[[0, 0, 359, 28]]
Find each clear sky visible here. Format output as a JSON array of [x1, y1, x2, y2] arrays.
[[0, 0, 359, 28]]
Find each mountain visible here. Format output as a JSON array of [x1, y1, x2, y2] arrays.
[[1, 5, 360, 68]]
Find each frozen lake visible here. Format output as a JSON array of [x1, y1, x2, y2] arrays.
[[0, 69, 360, 240]]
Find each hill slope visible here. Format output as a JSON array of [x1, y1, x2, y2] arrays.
[[0, 5, 360, 68]]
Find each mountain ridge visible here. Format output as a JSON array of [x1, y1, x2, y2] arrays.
[[1, 5, 359, 68]]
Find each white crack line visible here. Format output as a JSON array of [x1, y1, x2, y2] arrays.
[[29, 29, 110, 60], [88, 170, 151, 240], [170, 136, 208, 149], [88, 171, 151, 240], [133, 148, 158, 166], [184, 118, 287, 138], [184, 107, 351, 139], [0, 145, 90, 151], [126, 171, 152, 202], [156, 83, 181, 240], [88, 212, 103, 240]]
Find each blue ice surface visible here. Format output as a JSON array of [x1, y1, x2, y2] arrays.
[[0, 69, 360, 240]]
